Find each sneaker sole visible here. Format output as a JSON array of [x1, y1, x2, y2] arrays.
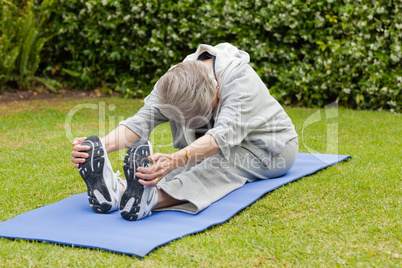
[[120, 142, 152, 221], [79, 135, 112, 214]]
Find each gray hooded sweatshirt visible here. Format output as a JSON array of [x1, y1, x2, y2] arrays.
[[119, 43, 298, 159]]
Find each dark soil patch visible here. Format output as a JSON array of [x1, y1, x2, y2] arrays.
[[0, 89, 118, 103]]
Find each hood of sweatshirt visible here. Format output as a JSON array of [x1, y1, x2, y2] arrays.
[[183, 43, 250, 86]]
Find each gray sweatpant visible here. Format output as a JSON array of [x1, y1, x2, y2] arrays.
[[155, 138, 299, 214]]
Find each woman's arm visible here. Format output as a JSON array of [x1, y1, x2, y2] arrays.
[[71, 87, 167, 168], [136, 133, 220, 187], [179, 133, 221, 164], [101, 125, 140, 153], [71, 125, 140, 168]]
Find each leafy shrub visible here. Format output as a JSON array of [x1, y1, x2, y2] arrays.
[[43, 0, 401, 112], [0, 0, 60, 91]]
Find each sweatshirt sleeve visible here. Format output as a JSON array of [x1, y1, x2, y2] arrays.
[[206, 66, 283, 159], [118, 87, 169, 138]]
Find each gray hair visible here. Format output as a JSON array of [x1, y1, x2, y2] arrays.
[[156, 60, 217, 129]]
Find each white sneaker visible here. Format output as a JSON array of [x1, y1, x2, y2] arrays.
[[79, 135, 123, 213], [120, 140, 158, 221]]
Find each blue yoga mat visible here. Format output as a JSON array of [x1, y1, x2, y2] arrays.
[[0, 153, 350, 257]]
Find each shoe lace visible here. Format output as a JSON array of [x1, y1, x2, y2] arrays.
[[115, 171, 127, 190]]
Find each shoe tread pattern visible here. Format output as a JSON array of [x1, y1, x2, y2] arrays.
[[121, 144, 150, 221], [79, 135, 112, 214]]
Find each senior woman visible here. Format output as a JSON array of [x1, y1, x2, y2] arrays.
[[71, 43, 298, 221]]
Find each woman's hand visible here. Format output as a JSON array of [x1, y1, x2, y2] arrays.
[[136, 134, 220, 188], [71, 137, 90, 169], [136, 153, 180, 188]]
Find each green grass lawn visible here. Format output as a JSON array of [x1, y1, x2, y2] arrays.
[[0, 97, 400, 267]]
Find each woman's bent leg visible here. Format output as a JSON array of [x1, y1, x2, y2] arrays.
[[154, 138, 299, 213]]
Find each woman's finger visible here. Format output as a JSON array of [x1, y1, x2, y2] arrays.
[[148, 153, 162, 162], [71, 151, 89, 158], [136, 169, 165, 180], [73, 144, 90, 152], [72, 137, 87, 146], [139, 178, 160, 188], [138, 154, 167, 173], [71, 157, 86, 164], [137, 164, 158, 174]]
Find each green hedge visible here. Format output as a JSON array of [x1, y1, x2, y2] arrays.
[[40, 1, 402, 111], [0, 0, 60, 91]]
